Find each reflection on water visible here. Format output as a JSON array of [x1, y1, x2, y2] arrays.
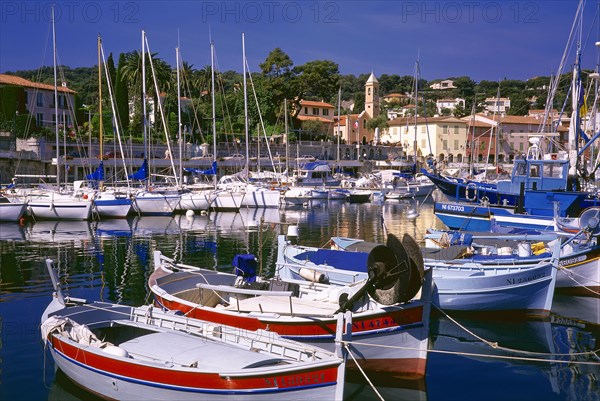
[[0, 196, 598, 401]]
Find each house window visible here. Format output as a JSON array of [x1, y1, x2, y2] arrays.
[[363, 119, 366, 128], [304, 107, 308, 114], [420, 125, 426, 133], [519, 143, 524, 151], [421, 139, 426, 148], [368, 87, 371, 95], [37, 93, 43, 107], [443, 140, 448, 150], [442, 125, 448, 134], [36, 113, 43, 127], [454, 125, 459, 134], [322, 109, 329, 116], [454, 140, 459, 150], [312, 108, 319, 115]]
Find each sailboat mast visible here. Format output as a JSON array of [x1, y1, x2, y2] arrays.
[[284, 98, 289, 173], [569, 11, 584, 177], [97, 35, 104, 188], [242, 33, 249, 170], [336, 87, 341, 166], [176, 46, 183, 183], [52, 8, 60, 188], [413, 59, 419, 167], [210, 41, 217, 187], [141, 30, 148, 189]]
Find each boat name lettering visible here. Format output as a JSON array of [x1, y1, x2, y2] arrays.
[[559, 255, 586, 267], [353, 317, 394, 331], [440, 204, 465, 212], [265, 373, 325, 387], [506, 271, 546, 285]]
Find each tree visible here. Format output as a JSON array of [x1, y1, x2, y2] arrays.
[[300, 119, 324, 140], [366, 115, 388, 131], [294, 60, 340, 104], [106, 53, 117, 89], [353, 92, 365, 115], [115, 53, 130, 133], [257, 48, 296, 126]]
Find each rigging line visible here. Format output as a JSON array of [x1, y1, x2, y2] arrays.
[[343, 340, 600, 365], [245, 57, 278, 172], [342, 343, 385, 401]]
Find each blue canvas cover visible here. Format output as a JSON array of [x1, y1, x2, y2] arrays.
[[296, 249, 369, 273], [232, 254, 257, 283]]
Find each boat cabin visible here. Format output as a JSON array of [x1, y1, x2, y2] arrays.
[[292, 161, 340, 187], [497, 157, 569, 194]]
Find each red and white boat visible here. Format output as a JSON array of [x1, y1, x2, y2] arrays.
[[149, 236, 433, 379], [41, 259, 346, 401]]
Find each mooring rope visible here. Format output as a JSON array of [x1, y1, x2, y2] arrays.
[[343, 343, 385, 401], [556, 265, 600, 296]]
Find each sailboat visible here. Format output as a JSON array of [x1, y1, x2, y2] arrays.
[[176, 44, 216, 213], [208, 38, 244, 212], [130, 31, 180, 216], [239, 35, 281, 208], [26, 8, 93, 221], [91, 35, 132, 219]]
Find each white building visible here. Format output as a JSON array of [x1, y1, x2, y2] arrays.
[[484, 97, 511, 114], [381, 116, 469, 162], [429, 80, 456, 90], [436, 98, 465, 115]]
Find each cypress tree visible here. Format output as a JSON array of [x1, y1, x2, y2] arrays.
[[115, 52, 130, 133]]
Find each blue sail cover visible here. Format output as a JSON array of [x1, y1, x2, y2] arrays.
[[128, 159, 148, 181], [87, 162, 105, 181], [185, 161, 217, 176]]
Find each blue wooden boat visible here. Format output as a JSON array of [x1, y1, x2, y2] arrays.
[[276, 231, 561, 318], [433, 201, 557, 232], [422, 138, 594, 216]]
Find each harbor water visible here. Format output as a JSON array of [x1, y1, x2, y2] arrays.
[[0, 196, 598, 401]]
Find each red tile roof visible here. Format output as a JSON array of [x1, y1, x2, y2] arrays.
[[300, 99, 334, 108], [0, 74, 76, 94]]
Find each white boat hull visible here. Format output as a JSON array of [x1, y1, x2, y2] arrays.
[[28, 198, 92, 220], [177, 191, 215, 211], [133, 192, 179, 216], [211, 190, 243, 211], [241, 187, 281, 208], [0, 202, 27, 222]]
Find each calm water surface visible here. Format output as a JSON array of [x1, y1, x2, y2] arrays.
[[0, 196, 598, 401]]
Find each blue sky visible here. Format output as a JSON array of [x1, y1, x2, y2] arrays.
[[1, 1, 598, 82]]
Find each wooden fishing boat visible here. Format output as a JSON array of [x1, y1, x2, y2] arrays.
[[41, 259, 346, 400], [277, 231, 561, 318], [149, 235, 433, 379]]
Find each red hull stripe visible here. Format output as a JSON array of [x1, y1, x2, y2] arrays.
[[52, 337, 338, 394], [156, 296, 424, 337]]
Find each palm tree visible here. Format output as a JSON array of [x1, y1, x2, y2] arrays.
[[121, 50, 172, 101]]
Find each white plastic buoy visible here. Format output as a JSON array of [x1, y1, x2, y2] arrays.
[[186, 210, 195, 217], [287, 225, 299, 237]]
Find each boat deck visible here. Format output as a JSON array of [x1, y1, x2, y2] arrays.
[[119, 331, 283, 370]]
